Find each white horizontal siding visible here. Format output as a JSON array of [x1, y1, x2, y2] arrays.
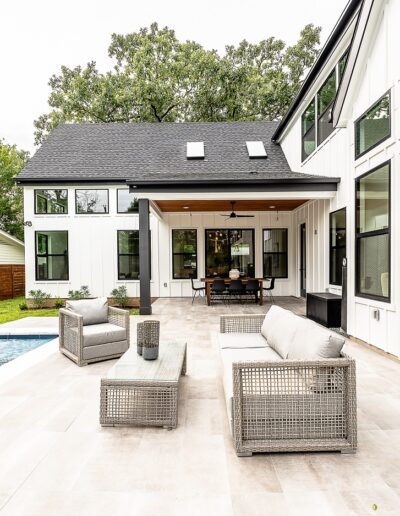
[[0, 240, 24, 265]]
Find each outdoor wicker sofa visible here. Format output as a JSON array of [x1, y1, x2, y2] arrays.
[[219, 306, 357, 456], [59, 297, 130, 366]]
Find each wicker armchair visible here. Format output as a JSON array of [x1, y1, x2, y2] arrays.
[[59, 306, 130, 366], [220, 315, 357, 456]]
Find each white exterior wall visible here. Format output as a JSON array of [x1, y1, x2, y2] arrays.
[[23, 185, 160, 299], [279, 0, 400, 357]]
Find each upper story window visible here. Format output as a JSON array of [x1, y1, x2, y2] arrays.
[[35, 190, 68, 214], [301, 48, 349, 162], [355, 162, 390, 301], [301, 101, 316, 161], [75, 190, 109, 214], [317, 69, 336, 145], [117, 189, 138, 213], [355, 93, 391, 159]]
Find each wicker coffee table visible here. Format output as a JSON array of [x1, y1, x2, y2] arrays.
[[100, 341, 186, 429]]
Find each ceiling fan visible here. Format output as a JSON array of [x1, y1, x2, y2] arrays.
[[220, 201, 255, 221]]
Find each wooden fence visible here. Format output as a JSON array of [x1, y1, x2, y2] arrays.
[[0, 265, 25, 299]]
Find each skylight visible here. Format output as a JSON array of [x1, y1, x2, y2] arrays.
[[186, 142, 205, 159], [246, 141, 267, 158]]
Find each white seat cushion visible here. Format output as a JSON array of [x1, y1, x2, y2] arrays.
[[261, 305, 298, 358], [70, 323, 126, 347], [66, 297, 108, 325], [288, 317, 345, 360], [217, 333, 268, 350], [83, 340, 129, 360]]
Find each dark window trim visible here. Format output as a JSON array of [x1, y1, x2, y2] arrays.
[[262, 228, 288, 279], [317, 68, 336, 117], [116, 188, 138, 214], [355, 160, 391, 302], [354, 90, 391, 160], [338, 48, 350, 84], [117, 230, 151, 280], [35, 230, 69, 281], [329, 207, 346, 286], [204, 228, 255, 278], [171, 229, 198, 280], [75, 189, 110, 214], [34, 189, 68, 215], [301, 99, 317, 163]]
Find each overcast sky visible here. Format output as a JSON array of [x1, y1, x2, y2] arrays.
[[1, 0, 348, 153]]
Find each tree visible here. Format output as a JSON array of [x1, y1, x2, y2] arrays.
[[34, 22, 321, 144], [0, 140, 29, 241]]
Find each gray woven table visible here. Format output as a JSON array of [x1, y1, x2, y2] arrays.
[[100, 341, 187, 429]]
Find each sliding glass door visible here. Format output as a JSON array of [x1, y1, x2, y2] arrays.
[[205, 229, 255, 278]]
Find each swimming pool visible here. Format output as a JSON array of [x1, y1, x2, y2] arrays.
[[0, 335, 57, 366]]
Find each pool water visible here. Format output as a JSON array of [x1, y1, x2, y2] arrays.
[[0, 335, 57, 366]]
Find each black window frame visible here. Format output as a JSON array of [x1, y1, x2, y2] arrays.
[[317, 68, 336, 145], [204, 228, 255, 278], [355, 161, 391, 302], [301, 100, 316, 162], [262, 228, 288, 279], [35, 230, 69, 281], [117, 230, 151, 280], [116, 189, 138, 214], [75, 189, 109, 214], [171, 229, 198, 280], [354, 91, 391, 160], [329, 207, 346, 286], [34, 189, 68, 215]]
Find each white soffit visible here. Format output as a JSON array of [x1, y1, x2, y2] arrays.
[[246, 141, 267, 158], [186, 141, 205, 159]]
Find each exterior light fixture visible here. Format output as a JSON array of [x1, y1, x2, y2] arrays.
[[23, 221, 32, 227]]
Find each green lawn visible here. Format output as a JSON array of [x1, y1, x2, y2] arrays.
[[0, 297, 138, 325]]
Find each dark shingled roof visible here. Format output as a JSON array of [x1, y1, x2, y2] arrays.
[[17, 122, 338, 186]]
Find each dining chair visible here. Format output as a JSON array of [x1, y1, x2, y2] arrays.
[[211, 279, 228, 305], [263, 278, 275, 303], [245, 279, 260, 304], [227, 279, 245, 303], [190, 276, 205, 304]]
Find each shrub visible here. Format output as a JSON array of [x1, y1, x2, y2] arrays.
[[68, 285, 91, 300], [19, 301, 28, 311], [28, 290, 51, 309], [54, 298, 65, 309], [110, 286, 129, 308]]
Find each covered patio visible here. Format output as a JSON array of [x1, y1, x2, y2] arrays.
[[0, 298, 399, 514]]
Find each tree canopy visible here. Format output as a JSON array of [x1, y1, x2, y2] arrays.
[[0, 140, 29, 240], [34, 22, 321, 144]]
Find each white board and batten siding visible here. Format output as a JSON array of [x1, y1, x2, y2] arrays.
[[279, 0, 400, 357]]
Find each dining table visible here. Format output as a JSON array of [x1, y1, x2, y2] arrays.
[[200, 277, 264, 306]]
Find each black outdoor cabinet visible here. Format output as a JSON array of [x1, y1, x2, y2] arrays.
[[306, 292, 342, 328]]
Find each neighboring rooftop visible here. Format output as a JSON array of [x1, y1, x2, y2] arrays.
[[16, 122, 338, 187]]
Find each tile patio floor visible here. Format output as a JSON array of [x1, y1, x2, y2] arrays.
[[0, 297, 399, 515]]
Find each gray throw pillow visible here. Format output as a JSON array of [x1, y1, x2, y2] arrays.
[[66, 297, 108, 326]]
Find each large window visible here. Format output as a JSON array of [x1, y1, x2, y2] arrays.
[[118, 230, 139, 280], [35, 231, 68, 281], [356, 163, 390, 301], [263, 229, 288, 278], [75, 190, 109, 214], [355, 93, 391, 158], [205, 229, 254, 278], [329, 208, 346, 286], [117, 190, 138, 213], [317, 69, 336, 145], [35, 190, 68, 214], [301, 101, 316, 161], [172, 230, 197, 279]]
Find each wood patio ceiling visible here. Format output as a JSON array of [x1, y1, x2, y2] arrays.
[[155, 199, 308, 212]]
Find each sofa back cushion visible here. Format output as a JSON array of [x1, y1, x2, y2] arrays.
[[66, 297, 108, 326], [288, 317, 345, 360], [261, 305, 298, 359]]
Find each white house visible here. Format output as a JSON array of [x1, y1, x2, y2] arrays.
[[17, 0, 400, 358], [0, 229, 25, 299]]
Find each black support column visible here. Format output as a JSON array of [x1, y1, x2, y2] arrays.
[[139, 198, 152, 315]]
